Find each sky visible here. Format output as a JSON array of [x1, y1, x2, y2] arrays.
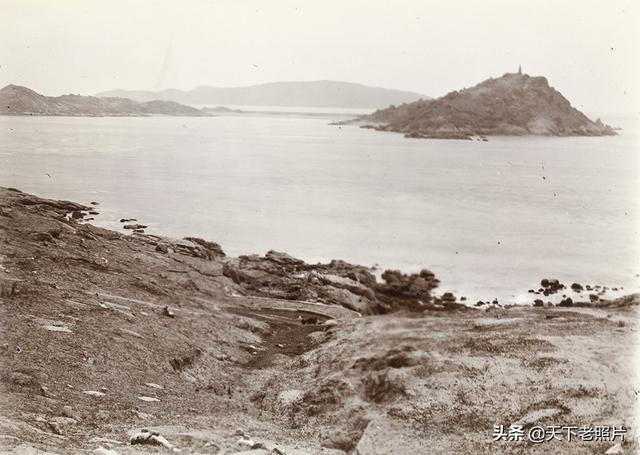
[[1, 0, 638, 117]]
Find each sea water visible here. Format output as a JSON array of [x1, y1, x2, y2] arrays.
[[1, 113, 638, 304]]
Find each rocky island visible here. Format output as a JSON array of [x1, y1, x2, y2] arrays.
[[356, 70, 616, 140], [0, 85, 205, 117], [0, 188, 637, 454]]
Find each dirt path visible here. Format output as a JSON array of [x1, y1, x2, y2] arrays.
[[230, 307, 329, 369]]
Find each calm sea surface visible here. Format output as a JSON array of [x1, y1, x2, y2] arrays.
[[1, 113, 638, 304]]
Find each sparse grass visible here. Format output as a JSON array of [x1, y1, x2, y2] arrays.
[[462, 336, 555, 356], [301, 378, 353, 415], [527, 356, 567, 370], [351, 346, 418, 371], [362, 369, 406, 403]]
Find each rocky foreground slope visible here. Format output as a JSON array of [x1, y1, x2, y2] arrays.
[[0, 85, 205, 117], [0, 188, 638, 454], [358, 72, 616, 139]]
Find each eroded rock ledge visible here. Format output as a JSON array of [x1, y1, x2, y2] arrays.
[[221, 251, 456, 315]]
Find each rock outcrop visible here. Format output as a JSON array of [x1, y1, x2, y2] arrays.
[[222, 251, 444, 314]]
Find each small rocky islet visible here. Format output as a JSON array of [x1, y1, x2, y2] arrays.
[[352, 70, 616, 140]]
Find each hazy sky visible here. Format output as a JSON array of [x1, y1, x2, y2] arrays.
[[1, 0, 638, 117]]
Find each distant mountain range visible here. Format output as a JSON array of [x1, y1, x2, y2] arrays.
[[358, 72, 616, 139], [0, 85, 204, 116], [97, 81, 429, 109]]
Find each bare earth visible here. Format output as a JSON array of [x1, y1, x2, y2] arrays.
[[0, 187, 637, 454]]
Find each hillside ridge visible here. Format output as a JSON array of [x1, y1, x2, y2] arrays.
[[0, 84, 204, 117], [97, 80, 429, 109]]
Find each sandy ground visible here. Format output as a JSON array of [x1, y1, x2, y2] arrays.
[[0, 187, 638, 454]]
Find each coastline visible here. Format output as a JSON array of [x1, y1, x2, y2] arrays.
[[0, 187, 638, 454], [3, 187, 631, 312], [3, 114, 637, 309]]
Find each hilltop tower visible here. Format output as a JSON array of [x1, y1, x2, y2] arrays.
[[518, 64, 522, 75]]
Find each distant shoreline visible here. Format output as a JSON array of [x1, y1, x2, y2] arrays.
[[0, 112, 214, 118]]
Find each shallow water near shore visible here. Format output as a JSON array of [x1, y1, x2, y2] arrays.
[[1, 113, 639, 303]]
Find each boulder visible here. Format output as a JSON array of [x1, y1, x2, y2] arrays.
[[144, 383, 164, 390], [321, 430, 361, 452], [184, 237, 226, 258], [130, 430, 178, 451], [170, 237, 226, 259], [541, 278, 561, 288], [62, 405, 80, 420], [316, 286, 372, 313], [123, 224, 147, 230], [380, 269, 438, 297], [48, 227, 63, 238], [300, 316, 319, 325], [49, 416, 77, 428], [319, 259, 377, 288], [570, 282, 583, 292], [440, 292, 456, 303], [540, 278, 564, 295], [82, 390, 106, 397], [33, 232, 55, 243], [265, 250, 304, 267], [155, 243, 169, 254], [558, 297, 574, 307], [222, 260, 244, 284]]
